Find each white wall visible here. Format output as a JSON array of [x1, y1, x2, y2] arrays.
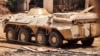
[[23, 0, 30, 11], [43, 0, 53, 13]]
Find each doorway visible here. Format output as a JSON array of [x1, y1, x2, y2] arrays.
[[29, 0, 43, 9]]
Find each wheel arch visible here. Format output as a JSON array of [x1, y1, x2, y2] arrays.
[[19, 25, 33, 33], [51, 29, 64, 40], [4, 24, 33, 34], [37, 27, 49, 35], [4, 24, 16, 32]]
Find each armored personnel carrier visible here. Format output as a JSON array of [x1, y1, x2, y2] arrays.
[[2, 8, 100, 47]]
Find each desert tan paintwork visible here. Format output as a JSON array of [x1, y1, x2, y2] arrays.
[[3, 8, 100, 41]]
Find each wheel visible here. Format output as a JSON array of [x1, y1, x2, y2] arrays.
[[18, 29, 31, 43], [81, 38, 94, 46], [68, 40, 78, 44], [49, 32, 63, 47], [6, 27, 18, 42], [36, 31, 48, 46]]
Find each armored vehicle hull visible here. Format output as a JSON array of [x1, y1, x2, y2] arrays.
[[2, 8, 100, 47]]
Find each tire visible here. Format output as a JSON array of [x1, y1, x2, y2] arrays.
[[18, 29, 31, 43], [36, 31, 48, 46], [49, 32, 63, 47], [6, 27, 18, 42], [81, 38, 94, 46]]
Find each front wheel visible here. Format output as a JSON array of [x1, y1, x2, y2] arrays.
[[6, 27, 18, 42], [49, 32, 63, 47], [81, 38, 94, 46]]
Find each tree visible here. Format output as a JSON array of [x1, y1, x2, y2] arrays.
[[7, 0, 24, 12]]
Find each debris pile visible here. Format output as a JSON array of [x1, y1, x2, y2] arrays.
[[0, 0, 10, 15], [0, 47, 100, 56]]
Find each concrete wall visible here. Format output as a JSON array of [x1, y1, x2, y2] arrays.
[[21, 0, 54, 12], [21, 0, 88, 12], [22, 0, 30, 11], [43, 0, 53, 13]]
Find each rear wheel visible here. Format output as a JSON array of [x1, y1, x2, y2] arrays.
[[49, 32, 63, 47], [6, 27, 18, 42], [18, 29, 31, 43], [36, 31, 48, 46], [81, 38, 94, 46]]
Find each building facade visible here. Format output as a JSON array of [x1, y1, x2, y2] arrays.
[[20, 0, 90, 13]]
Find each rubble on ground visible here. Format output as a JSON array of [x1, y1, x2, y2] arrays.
[[0, 6, 10, 15], [0, 0, 10, 15], [0, 47, 100, 56]]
